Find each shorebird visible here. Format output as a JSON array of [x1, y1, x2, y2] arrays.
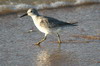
[[20, 8, 77, 45]]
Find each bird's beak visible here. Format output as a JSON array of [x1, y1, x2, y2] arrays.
[[20, 13, 27, 18]]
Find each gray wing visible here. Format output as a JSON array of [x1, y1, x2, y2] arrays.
[[44, 16, 77, 28]]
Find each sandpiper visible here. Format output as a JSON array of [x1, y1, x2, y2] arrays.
[[20, 8, 77, 45]]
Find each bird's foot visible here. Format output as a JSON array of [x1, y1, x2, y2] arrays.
[[58, 40, 62, 44], [35, 42, 41, 45]]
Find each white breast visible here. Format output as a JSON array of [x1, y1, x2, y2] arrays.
[[32, 17, 50, 34]]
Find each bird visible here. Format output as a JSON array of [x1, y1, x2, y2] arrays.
[[20, 8, 77, 45]]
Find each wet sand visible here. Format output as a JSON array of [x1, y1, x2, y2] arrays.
[[0, 4, 100, 66]]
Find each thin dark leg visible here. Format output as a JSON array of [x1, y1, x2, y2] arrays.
[[56, 33, 61, 44], [35, 34, 47, 45]]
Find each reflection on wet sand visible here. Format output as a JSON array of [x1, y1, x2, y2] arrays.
[[36, 48, 80, 66]]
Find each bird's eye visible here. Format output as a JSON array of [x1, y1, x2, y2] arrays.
[[30, 11, 32, 12]]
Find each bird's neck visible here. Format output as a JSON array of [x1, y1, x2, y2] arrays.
[[31, 14, 37, 19], [31, 14, 40, 23]]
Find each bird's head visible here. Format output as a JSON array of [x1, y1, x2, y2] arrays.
[[20, 8, 39, 18]]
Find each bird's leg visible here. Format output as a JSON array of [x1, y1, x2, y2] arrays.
[[56, 33, 62, 44], [35, 34, 47, 45]]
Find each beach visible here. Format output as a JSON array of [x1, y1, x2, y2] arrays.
[[0, 3, 100, 66]]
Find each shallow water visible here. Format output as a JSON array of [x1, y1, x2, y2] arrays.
[[0, 0, 74, 5], [0, 0, 100, 15], [0, 3, 100, 66]]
